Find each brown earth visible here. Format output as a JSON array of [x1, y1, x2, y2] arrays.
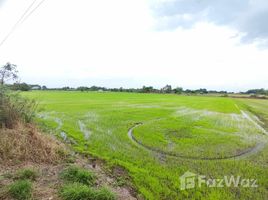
[[0, 123, 137, 200]]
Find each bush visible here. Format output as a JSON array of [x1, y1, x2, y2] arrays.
[[15, 168, 38, 181], [60, 166, 96, 186], [9, 180, 32, 200], [0, 86, 37, 128], [59, 184, 116, 200]]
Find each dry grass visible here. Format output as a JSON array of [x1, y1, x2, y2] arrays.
[[0, 122, 67, 165]]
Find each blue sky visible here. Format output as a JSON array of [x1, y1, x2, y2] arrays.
[[0, 0, 267, 91]]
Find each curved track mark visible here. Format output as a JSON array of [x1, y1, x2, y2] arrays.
[[128, 123, 267, 161]]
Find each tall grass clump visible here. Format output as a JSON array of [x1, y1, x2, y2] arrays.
[[8, 180, 32, 200], [93, 187, 116, 200], [15, 168, 38, 181], [0, 86, 67, 164], [0, 85, 37, 128], [59, 183, 94, 200], [60, 166, 96, 186], [59, 183, 116, 200]]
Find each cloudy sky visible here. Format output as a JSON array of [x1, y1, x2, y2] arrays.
[[0, 0, 267, 91]]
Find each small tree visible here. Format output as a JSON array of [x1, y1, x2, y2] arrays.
[[174, 87, 183, 94], [41, 85, 47, 90], [12, 82, 31, 91], [142, 86, 154, 93], [161, 85, 172, 93], [0, 62, 18, 85]]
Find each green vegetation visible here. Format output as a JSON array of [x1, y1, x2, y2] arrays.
[[24, 91, 268, 200], [93, 187, 116, 200], [15, 168, 38, 181], [8, 180, 32, 200], [0, 85, 36, 128], [59, 183, 116, 200], [4, 169, 37, 199], [59, 166, 115, 200], [60, 165, 96, 186], [132, 116, 258, 159], [59, 183, 94, 200]]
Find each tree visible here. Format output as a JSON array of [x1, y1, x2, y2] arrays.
[[77, 86, 89, 91], [41, 85, 47, 90], [12, 82, 31, 91], [173, 87, 183, 94], [161, 85, 172, 93], [142, 86, 154, 93], [0, 62, 18, 85], [196, 88, 208, 94], [62, 86, 70, 91], [246, 88, 267, 95]]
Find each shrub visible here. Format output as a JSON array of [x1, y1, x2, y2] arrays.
[[8, 180, 32, 200], [0, 86, 37, 128], [60, 166, 96, 186]]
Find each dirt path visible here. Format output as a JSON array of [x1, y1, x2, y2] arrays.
[[128, 122, 267, 161]]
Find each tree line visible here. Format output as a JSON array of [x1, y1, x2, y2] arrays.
[[0, 62, 267, 95]]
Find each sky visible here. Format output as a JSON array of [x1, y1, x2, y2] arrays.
[[0, 0, 267, 92]]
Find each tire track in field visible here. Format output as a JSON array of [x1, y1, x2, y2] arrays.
[[78, 120, 91, 140], [240, 110, 268, 135], [235, 103, 267, 135], [128, 120, 268, 161]]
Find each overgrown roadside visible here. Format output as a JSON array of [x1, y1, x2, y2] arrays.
[[0, 87, 137, 200]]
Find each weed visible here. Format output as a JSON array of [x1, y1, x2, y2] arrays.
[[59, 183, 116, 200], [115, 176, 128, 187], [8, 180, 32, 200], [15, 168, 38, 181], [60, 166, 96, 186], [0, 86, 37, 128], [93, 187, 116, 200], [59, 183, 93, 200]]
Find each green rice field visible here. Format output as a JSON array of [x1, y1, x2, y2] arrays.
[[24, 91, 268, 200]]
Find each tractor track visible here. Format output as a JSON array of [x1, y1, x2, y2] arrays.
[[128, 122, 267, 161]]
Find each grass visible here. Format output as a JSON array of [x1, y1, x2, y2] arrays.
[[132, 116, 257, 158], [0, 122, 67, 164], [0, 86, 37, 128], [59, 183, 94, 200], [59, 183, 116, 200], [9, 180, 32, 200], [23, 91, 268, 200], [60, 165, 96, 186], [93, 187, 116, 200], [15, 168, 38, 181]]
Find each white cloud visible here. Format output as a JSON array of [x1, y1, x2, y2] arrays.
[[0, 0, 267, 91]]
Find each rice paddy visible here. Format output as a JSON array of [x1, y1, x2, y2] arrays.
[[24, 91, 268, 200]]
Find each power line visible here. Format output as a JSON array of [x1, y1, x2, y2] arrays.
[[20, 0, 47, 27], [0, 0, 38, 47], [0, 0, 46, 48]]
